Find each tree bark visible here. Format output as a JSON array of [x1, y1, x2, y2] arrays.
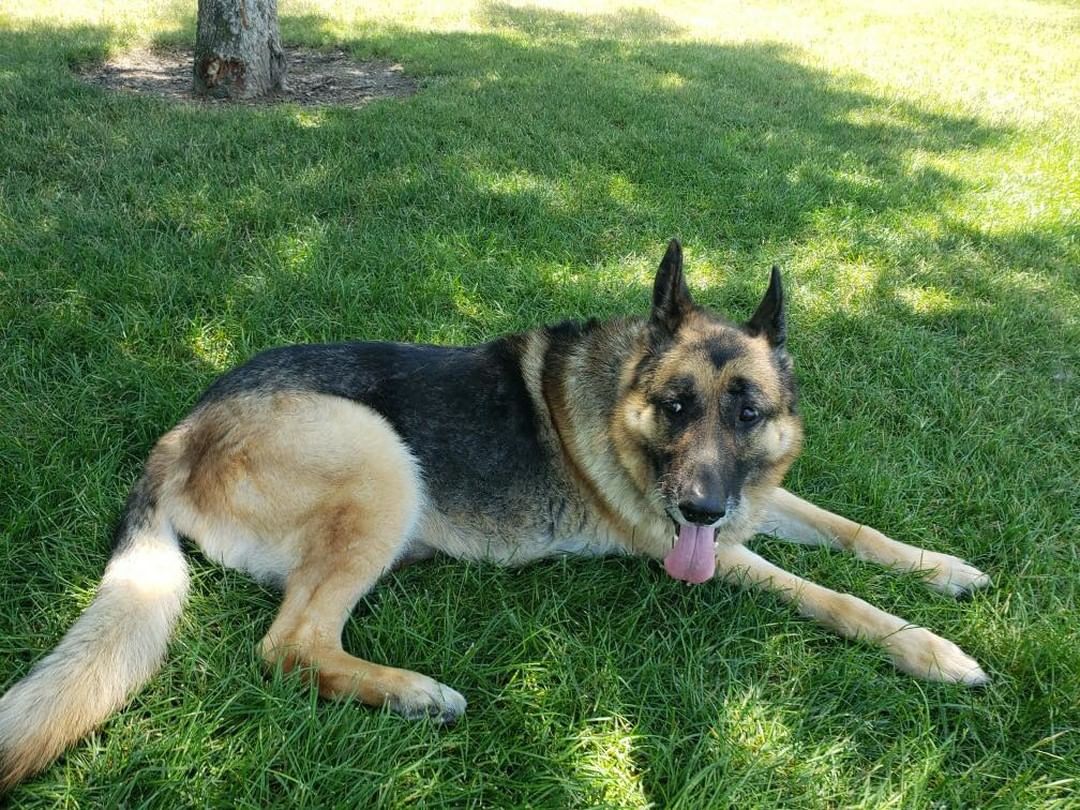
[[193, 0, 287, 99]]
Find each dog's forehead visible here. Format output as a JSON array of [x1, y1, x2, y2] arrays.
[[656, 323, 781, 401]]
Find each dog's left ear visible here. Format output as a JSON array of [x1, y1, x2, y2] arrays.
[[746, 265, 786, 347], [651, 238, 694, 334]]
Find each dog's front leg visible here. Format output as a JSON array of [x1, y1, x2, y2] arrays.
[[714, 543, 989, 685], [756, 488, 990, 597]]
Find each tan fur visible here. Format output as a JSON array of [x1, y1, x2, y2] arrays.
[[611, 336, 663, 500], [548, 324, 672, 555]]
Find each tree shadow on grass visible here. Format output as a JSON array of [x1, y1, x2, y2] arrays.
[[1, 6, 1019, 350], [2, 4, 1076, 807]]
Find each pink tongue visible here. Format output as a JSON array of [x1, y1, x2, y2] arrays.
[[664, 524, 717, 584]]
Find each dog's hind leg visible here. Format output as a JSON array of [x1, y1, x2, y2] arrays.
[[168, 392, 466, 724], [243, 412, 465, 723], [714, 543, 988, 685], [756, 488, 990, 597], [258, 501, 466, 724]]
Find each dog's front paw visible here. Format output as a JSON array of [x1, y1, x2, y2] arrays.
[[915, 551, 991, 597], [386, 673, 467, 726], [884, 626, 989, 686]]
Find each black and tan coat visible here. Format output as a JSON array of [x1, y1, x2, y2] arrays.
[[0, 241, 990, 790]]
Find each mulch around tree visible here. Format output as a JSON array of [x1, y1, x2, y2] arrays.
[[78, 46, 417, 107]]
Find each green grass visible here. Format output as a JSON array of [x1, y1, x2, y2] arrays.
[[1, 0, 1078, 806]]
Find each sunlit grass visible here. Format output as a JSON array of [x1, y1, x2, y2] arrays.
[[1, 0, 1078, 807]]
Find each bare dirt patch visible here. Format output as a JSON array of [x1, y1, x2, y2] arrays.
[[79, 46, 417, 107]]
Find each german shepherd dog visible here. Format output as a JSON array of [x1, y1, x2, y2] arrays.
[[0, 240, 990, 789]]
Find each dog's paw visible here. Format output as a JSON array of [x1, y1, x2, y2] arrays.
[[386, 673, 467, 726], [884, 626, 989, 686], [914, 551, 991, 597]]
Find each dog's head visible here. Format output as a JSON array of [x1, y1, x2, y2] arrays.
[[615, 240, 803, 579]]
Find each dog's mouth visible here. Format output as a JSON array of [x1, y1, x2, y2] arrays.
[[663, 517, 718, 585]]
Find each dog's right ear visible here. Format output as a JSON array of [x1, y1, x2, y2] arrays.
[[651, 239, 694, 334]]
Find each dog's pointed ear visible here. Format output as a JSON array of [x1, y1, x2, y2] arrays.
[[746, 265, 786, 347], [651, 239, 694, 333]]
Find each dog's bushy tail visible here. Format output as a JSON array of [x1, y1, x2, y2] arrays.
[[0, 471, 188, 791]]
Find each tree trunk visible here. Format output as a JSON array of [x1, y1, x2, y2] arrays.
[[193, 0, 287, 99]]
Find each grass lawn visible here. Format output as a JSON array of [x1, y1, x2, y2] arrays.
[[1, 0, 1078, 806]]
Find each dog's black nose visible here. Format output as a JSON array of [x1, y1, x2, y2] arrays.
[[678, 499, 726, 526]]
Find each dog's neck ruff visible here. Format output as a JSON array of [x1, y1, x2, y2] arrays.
[[664, 524, 716, 583]]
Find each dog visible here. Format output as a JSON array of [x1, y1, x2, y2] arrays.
[[0, 240, 990, 790]]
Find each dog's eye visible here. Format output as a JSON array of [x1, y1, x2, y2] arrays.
[[661, 399, 685, 417], [739, 406, 760, 424]]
